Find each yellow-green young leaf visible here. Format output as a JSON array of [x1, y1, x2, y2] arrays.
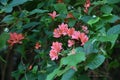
[[96, 34, 118, 48], [0, 32, 9, 51], [46, 68, 60, 80], [87, 17, 100, 25], [86, 54, 105, 70], [61, 52, 86, 66], [47, 50, 86, 80]]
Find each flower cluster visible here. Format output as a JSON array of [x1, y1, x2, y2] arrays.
[[8, 32, 41, 49], [53, 23, 68, 38], [50, 23, 89, 60], [7, 32, 24, 46], [49, 42, 62, 60], [53, 23, 89, 46]]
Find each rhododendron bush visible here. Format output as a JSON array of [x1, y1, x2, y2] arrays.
[[0, 0, 120, 80]]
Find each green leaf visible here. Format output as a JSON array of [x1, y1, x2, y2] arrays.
[[23, 22, 39, 29], [46, 68, 60, 80], [2, 0, 28, 13], [32, 66, 38, 74], [68, 20, 76, 27], [96, 34, 118, 48], [2, 15, 14, 23], [86, 54, 105, 70], [61, 52, 86, 66], [47, 50, 86, 80], [0, 32, 9, 51], [84, 40, 98, 55], [9, 0, 28, 7], [107, 24, 120, 35], [87, 17, 100, 25], [101, 5, 113, 14], [61, 69, 75, 80], [38, 74, 46, 80], [107, 0, 120, 4], [0, 0, 8, 5], [29, 9, 48, 15], [54, 3, 67, 14], [81, 16, 92, 23], [2, 5, 13, 13], [101, 14, 120, 23]]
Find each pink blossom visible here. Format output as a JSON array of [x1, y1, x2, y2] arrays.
[[71, 31, 81, 40], [66, 12, 75, 19], [51, 42, 62, 53], [82, 25, 89, 33], [79, 33, 89, 46], [68, 40, 75, 47], [48, 11, 59, 20], [57, 0, 63, 3], [58, 23, 68, 36], [8, 32, 24, 46], [35, 42, 41, 49], [67, 28, 75, 37], [84, 0, 91, 13], [49, 49, 58, 60], [53, 28, 62, 38]]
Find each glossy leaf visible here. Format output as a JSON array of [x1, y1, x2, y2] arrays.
[[86, 54, 105, 70], [107, 24, 120, 35], [54, 3, 67, 14], [23, 22, 39, 29], [87, 17, 100, 25], [61, 52, 86, 66], [96, 34, 118, 48], [2, 15, 14, 23], [61, 69, 75, 80], [101, 5, 113, 14]]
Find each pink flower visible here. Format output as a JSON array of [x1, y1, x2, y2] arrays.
[[7, 32, 24, 46], [66, 12, 75, 19], [51, 42, 62, 53], [58, 23, 68, 36], [49, 49, 58, 60], [82, 25, 89, 33], [35, 42, 41, 49], [67, 28, 75, 37], [49, 42, 62, 60], [68, 40, 75, 47], [84, 0, 91, 13], [48, 11, 59, 20], [71, 31, 81, 40], [79, 33, 89, 46], [53, 28, 62, 38], [57, 0, 63, 3]]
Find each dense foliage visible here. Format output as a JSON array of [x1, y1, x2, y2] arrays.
[[0, 0, 120, 80]]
